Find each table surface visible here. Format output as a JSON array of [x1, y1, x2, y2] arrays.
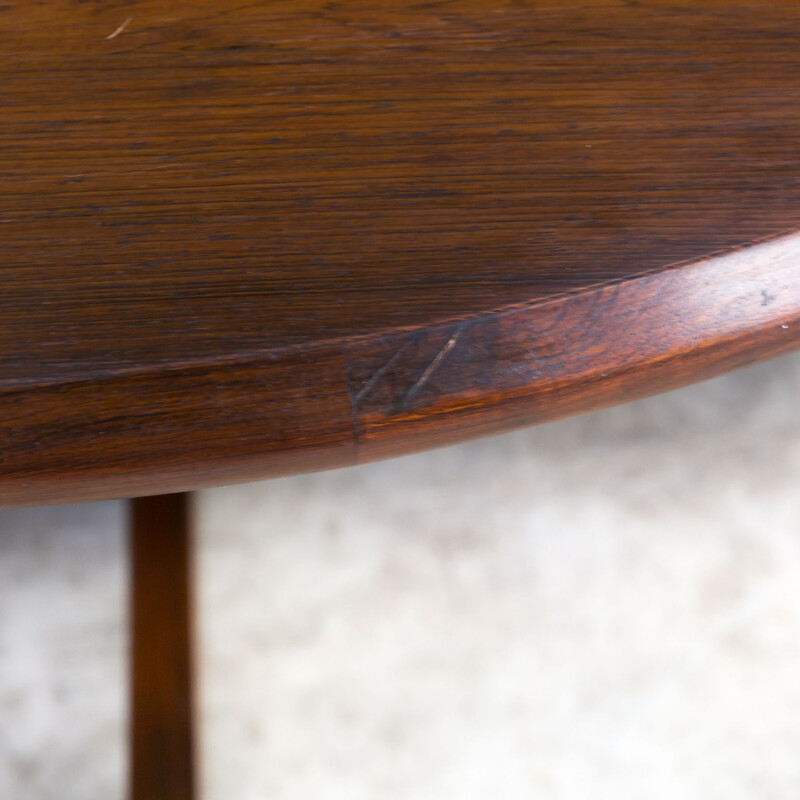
[[3, 0, 800, 505]]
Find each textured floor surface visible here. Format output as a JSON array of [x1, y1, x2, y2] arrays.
[[0, 502, 126, 800], [4, 352, 800, 798]]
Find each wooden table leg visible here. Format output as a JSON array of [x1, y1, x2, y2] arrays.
[[129, 493, 196, 800]]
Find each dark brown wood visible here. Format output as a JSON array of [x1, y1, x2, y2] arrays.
[[130, 493, 195, 800], [347, 234, 800, 461], [3, 0, 800, 503], [0, 346, 355, 504]]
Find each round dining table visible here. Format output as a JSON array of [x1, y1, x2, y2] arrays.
[[3, 0, 800, 797]]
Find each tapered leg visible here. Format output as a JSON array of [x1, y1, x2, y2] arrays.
[[129, 493, 196, 800]]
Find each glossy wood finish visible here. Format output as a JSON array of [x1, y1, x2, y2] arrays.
[[3, 0, 800, 503], [130, 493, 196, 800], [348, 234, 800, 461]]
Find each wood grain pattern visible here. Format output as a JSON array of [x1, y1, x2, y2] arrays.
[[2, 0, 800, 503], [347, 233, 800, 462], [0, 346, 355, 504], [130, 493, 195, 800]]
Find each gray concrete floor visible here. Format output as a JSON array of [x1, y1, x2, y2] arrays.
[[3, 351, 800, 798], [0, 501, 126, 799]]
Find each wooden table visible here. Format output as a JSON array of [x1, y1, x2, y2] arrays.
[[3, 1, 800, 797]]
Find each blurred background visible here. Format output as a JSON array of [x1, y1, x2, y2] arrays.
[[3, 350, 800, 799]]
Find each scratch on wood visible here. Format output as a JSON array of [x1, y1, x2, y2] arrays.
[[106, 17, 132, 39], [401, 327, 462, 408], [353, 342, 411, 405]]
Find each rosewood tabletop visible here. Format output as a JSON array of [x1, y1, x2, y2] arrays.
[[3, 0, 800, 505]]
